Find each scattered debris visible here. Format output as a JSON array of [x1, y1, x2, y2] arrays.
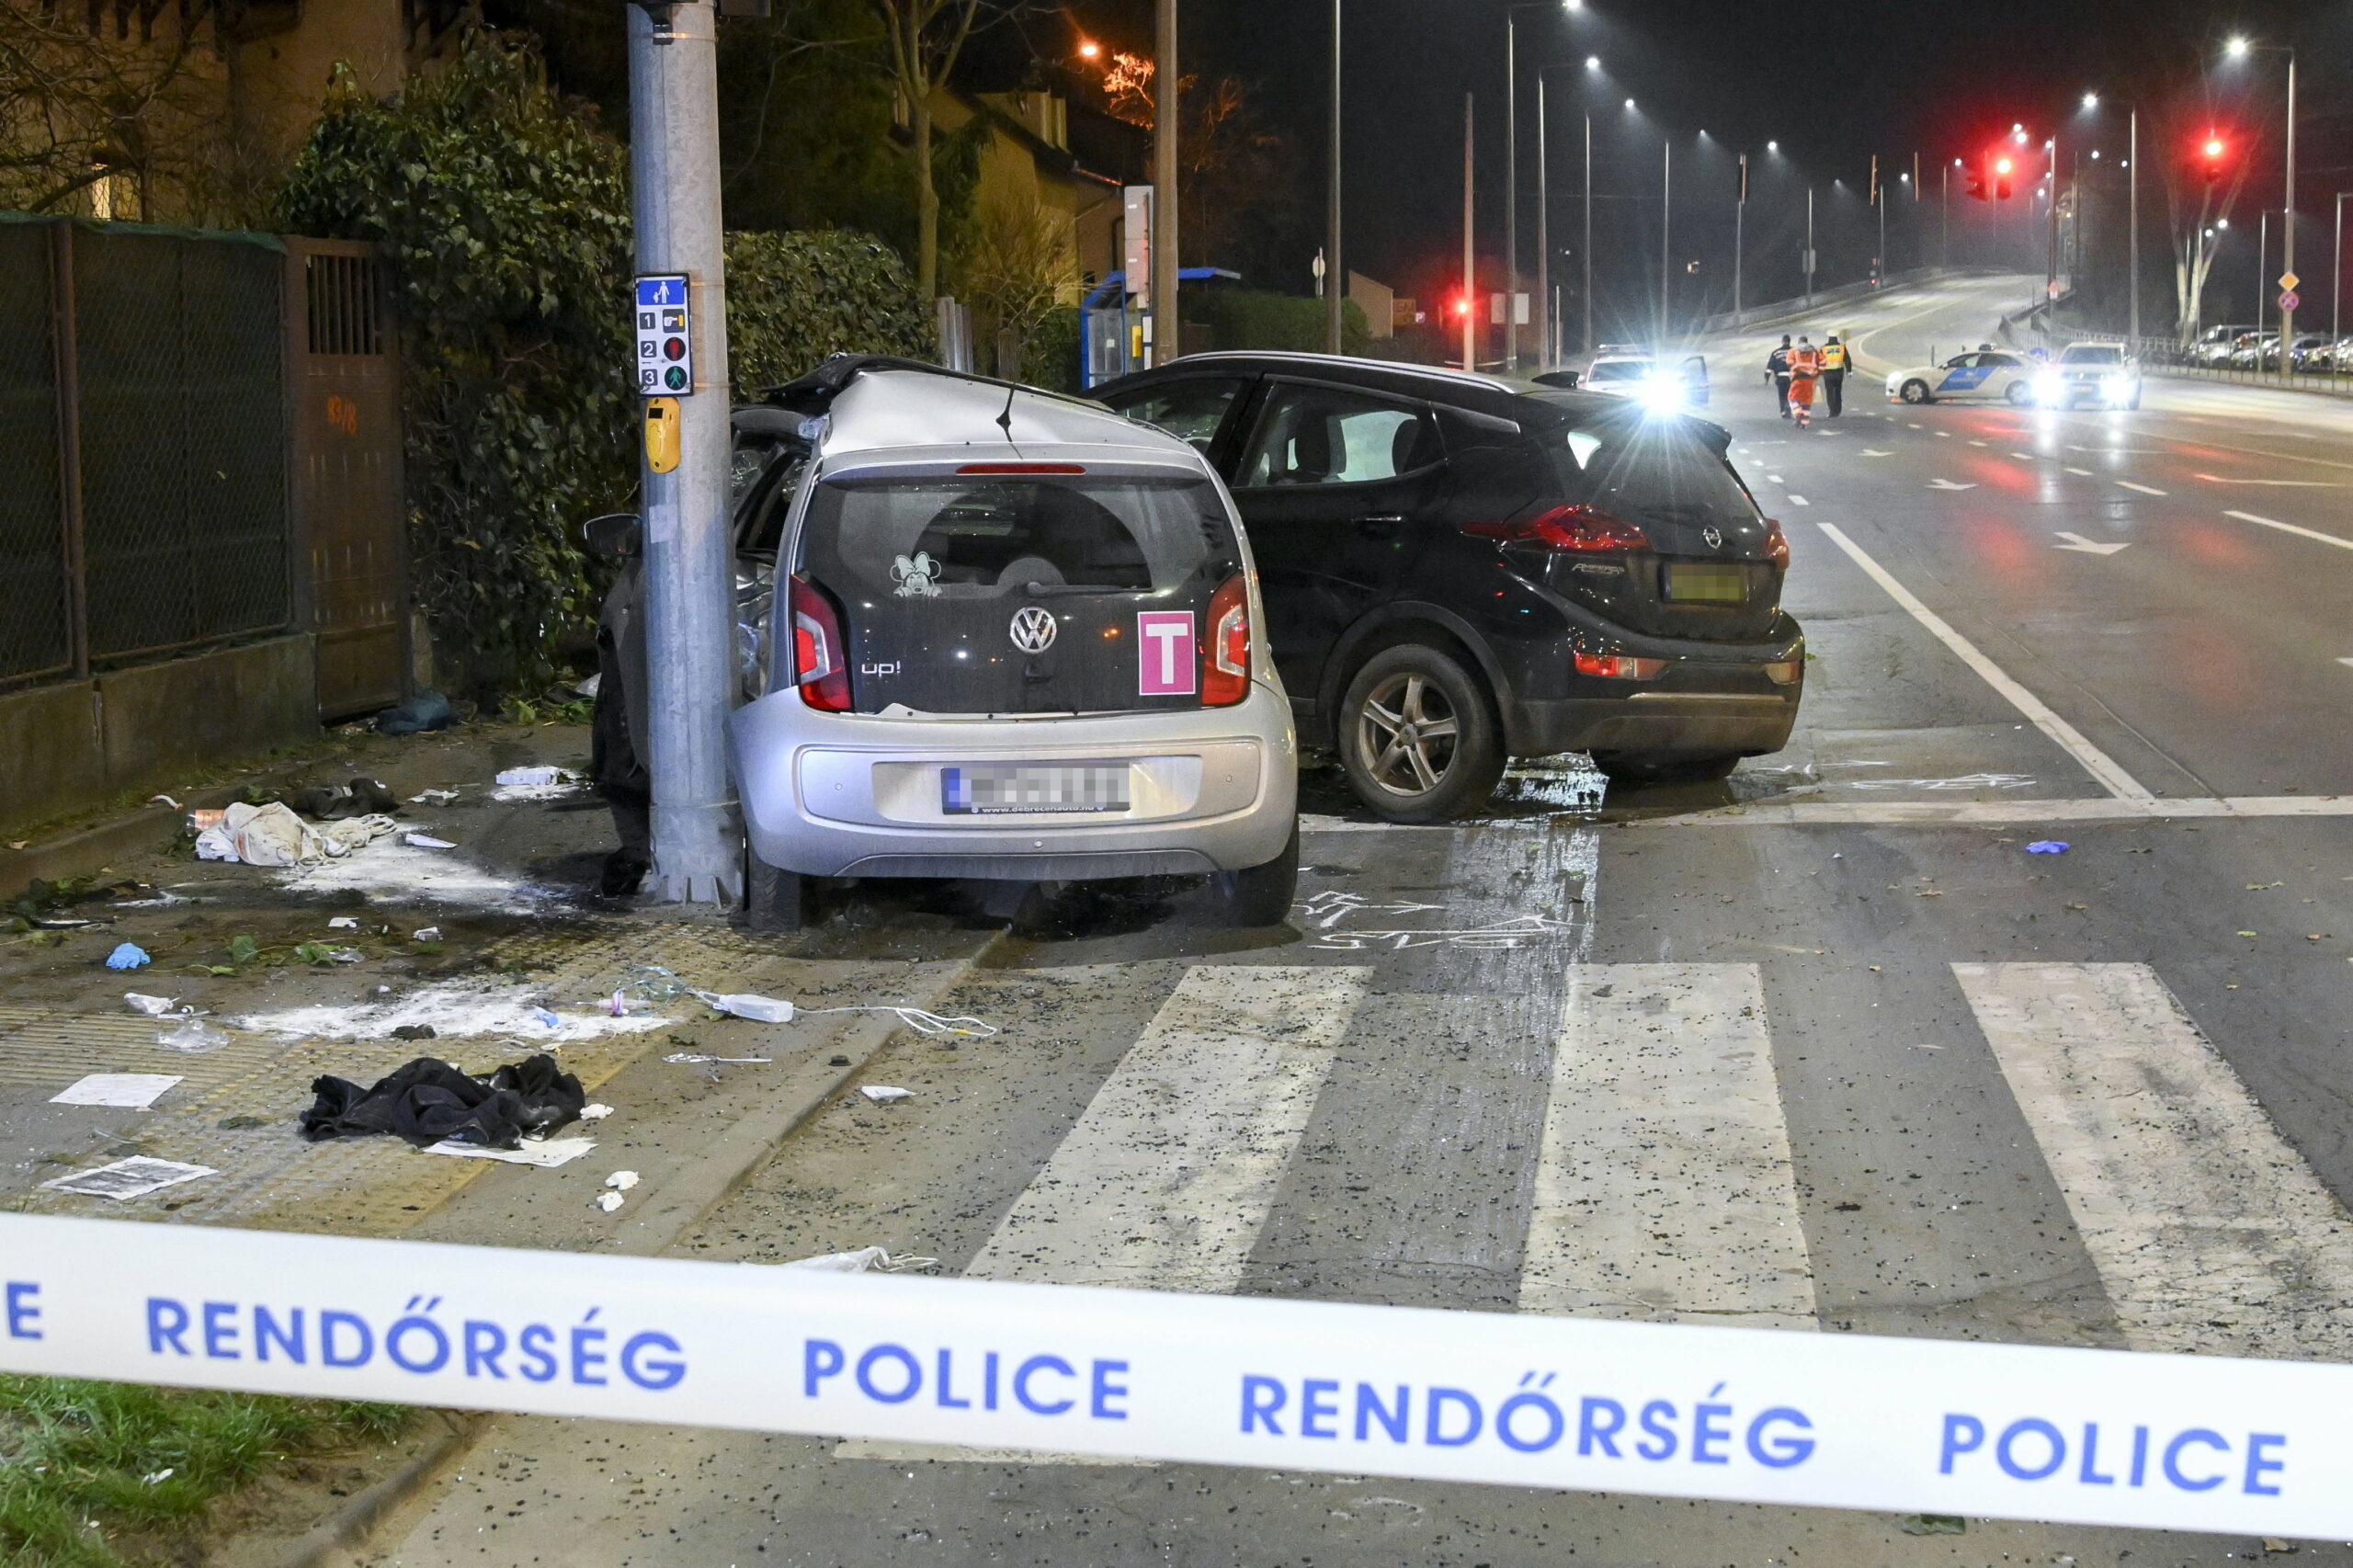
[[596, 1190, 625, 1213], [411, 789, 461, 805], [827, 1055, 851, 1066], [859, 1085, 914, 1104], [1897, 1514, 1967, 1536], [782, 1246, 938, 1273], [665, 1052, 772, 1065], [2264, 1539, 2300, 1554], [492, 766, 584, 801], [123, 992, 189, 1017], [391, 1024, 438, 1040], [154, 1018, 233, 1054], [698, 991, 797, 1024], [41, 1156, 217, 1200], [2238, 931, 2260, 938], [623, 964, 692, 1003], [495, 766, 570, 786], [104, 943, 151, 970], [424, 1137, 597, 1168], [411, 926, 441, 941], [328, 916, 359, 929], [233, 980, 672, 1044], [2024, 841, 2069, 855], [51, 1074, 181, 1109], [580, 1103, 614, 1120], [194, 801, 400, 867], [376, 690, 456, 735], [299, 1052, 585, 1150], [147, 795, 182, 810], [403, 833, 456, 850], [605, 1170, 640, 1191], [216, 1115, 269, 1131], [141, 1468, 176, 1485]]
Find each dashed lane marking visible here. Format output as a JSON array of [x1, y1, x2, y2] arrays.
[[2115, 481, 2167, 495], [2225, 509, 2353, 551], [1787, 494, 1810, 506], [2064, 466, 2094, 475], [1813, 522, 2155, 804], [1520, 965, 1814, 1331]]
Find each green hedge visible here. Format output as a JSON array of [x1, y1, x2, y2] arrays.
[[725, 230, 932, 397], [278, 37, 938, 691], [1183, 290, 1371, 357]]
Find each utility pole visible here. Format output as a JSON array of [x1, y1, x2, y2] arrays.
[[2044, 137, 2059, 312], [2280, 51, 2298, 378], [1505, 17, 1517, 369], [1942, 158, 1949, 267], [1872, 154, 1884, 285], [2129, 108, 2140, 347], [1805, 185, 1815, 304], [1463, 92, 1476, 371], [628, 0, 738, 904], [1582, 111, 1592, 360], [1658, 141, 1670, 342], [1151, 0, 1179, 366], [2335, 191, 2349, 358], [1535, 74, 1549, 370], [2258, 210, 2268, 364], [1325, 0, 1341, 354], [1733, 153, 1746, 320]]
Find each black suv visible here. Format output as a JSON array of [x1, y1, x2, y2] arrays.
[[1090, 353, 1804, 821]]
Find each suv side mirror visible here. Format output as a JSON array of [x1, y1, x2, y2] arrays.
[[584, 513, 642, 560]]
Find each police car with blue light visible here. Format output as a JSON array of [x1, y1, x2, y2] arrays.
[[1884, 347, 2037, 405]]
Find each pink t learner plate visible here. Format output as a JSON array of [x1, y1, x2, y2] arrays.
[[1135, 611, 1197, 696]]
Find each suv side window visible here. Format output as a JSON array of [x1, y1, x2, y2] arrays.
[[1235, 384, 1438, 488], [1102, 377, 1245, 453]]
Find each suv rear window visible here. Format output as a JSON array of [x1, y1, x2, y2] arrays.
[[1543, 414, 1760, 530], [799, 474, 1236, 600]]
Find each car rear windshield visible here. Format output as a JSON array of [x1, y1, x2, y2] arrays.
[[1541, 414, 1761, 531], [2059, 346, 2124, 365], [798, 473, 1237, 599]]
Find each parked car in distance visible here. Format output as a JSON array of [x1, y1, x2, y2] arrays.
[[2228, 332, 2276, 369], [1091, 352, 1803, 820], [2191, 324, 2256, 365], [1884, 349, 2037, 405], [591, 357, 1301, 928], [1572, 352, 1711, 414], [2287, 333, 2335, 372], [2036, 342, 2142, 409]]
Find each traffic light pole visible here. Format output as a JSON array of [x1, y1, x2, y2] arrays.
[[1733, 153, 1745, 321], [1505, 17, 1517, 369], [1535, 74, 1549, 370], [2128, 108, 2140, 349], [629, 0, 740, 905], [2280, 52, 2297, 378], [1463, 93, 1476, 371]]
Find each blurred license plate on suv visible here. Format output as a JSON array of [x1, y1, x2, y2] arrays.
[[1665, 564, 1747, 603], [943, 764, 1131, 815]]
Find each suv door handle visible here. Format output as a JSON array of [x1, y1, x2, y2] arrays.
[[1353, 513, 1406, 533]]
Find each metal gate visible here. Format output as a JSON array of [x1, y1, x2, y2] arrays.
[[287, 238, 408, 719]]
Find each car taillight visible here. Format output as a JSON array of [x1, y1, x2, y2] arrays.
[[1764, 517, 1790, 570], [1461, 504, 1649, 553], [1765, 659, 1802, 685], [1203, 573, 1250, 707], [1574, 651, 1665, 679], [788, 574, 851, 712]]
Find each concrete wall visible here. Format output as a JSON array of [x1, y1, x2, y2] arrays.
[[0, 637, 319, 835]]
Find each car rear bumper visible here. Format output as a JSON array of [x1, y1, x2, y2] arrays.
[[1497, 616, 1805, 759], [728, 683, 1298, 881]]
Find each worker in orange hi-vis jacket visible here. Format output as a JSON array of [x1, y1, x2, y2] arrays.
[[1788, 335, 1824, 429]]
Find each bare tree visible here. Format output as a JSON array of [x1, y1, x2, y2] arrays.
[[0, 1, 245, 222], [869, 0, 1022, 301]]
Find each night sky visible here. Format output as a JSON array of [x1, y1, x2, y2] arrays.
[[1067, 0, 2352, 340]]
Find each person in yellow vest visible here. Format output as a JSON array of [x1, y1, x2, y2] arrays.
[[1821, 333, 1851, 417]]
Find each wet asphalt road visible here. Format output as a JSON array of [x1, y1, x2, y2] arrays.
[[332, 276, 2353, 1567]]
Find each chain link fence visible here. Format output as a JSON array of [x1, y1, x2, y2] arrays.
[[0, 215, 290, 689]]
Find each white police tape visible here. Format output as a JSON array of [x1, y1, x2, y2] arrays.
[[2, 1212, 2347, 1538]]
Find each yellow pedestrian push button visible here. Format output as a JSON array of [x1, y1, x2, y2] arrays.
[[643, 396, 681, 474]]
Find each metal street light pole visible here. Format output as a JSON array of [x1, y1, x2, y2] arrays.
[[1582, 111, 1592, 358], [1733, 153, 1746, 320], [1325, 0, 1341, 354], [1659, 140, 1670, 341], [628, 0, 738, 904], [1536, 74, 1549, 369], [1463, 92, 1476, 370], [2336, 191, 2350, 358], [2283, 51, 2298, 377], [1505, 14, 1517, 369], [2129, 108, 2140, 347], [1805, 185, 1814, 304], [2044, 137, 2059, 309], [1151, 0, 1179, 367]]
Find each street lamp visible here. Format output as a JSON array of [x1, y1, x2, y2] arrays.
[[1504, 0, 1586, 369], [2080, 91, 2143, 349], [2223, 36, 2297, 375]]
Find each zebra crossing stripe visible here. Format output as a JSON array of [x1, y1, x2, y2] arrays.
[[1520, 965, 1816, 1331], [841, 964, 1370, 1462], [1955, 962, 2353, 1361]]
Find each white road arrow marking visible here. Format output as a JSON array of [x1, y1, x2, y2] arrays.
[[2053, 532, 2131, 555], [2115, 481, 2167, 496], [1926, 478, 1977, 491], [1861, 449, 1893, 457]]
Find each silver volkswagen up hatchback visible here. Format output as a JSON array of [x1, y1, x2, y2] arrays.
[[727, 361, 1299, 926]]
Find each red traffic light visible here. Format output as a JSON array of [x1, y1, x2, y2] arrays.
[[1994, 155, 2014, 176], [2203, 137, 2224, 158]]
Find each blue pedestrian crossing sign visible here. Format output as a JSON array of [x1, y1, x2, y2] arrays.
[[633, 274, 692, 395]]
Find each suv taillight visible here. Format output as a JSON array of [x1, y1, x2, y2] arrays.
[[789, 574, 851, 712], [1764, 517, 1790, 570], [1203, 574, 1250, 707], [1461, 504, 1650, 553]]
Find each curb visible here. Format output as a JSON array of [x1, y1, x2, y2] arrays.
[[265, 926, 1008, 1566], [1, 761, 347, 892]]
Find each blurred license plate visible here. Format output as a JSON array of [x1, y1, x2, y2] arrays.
[[1665, 565, 1746, 603], [942, 764, 1131, 815]]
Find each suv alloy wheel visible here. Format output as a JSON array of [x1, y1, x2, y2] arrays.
[[1338, 644, 1506, 823]]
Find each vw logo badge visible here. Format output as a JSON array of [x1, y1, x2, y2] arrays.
[[1702, 527, 1725, 551], [1009, 606, 1058, 653]]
